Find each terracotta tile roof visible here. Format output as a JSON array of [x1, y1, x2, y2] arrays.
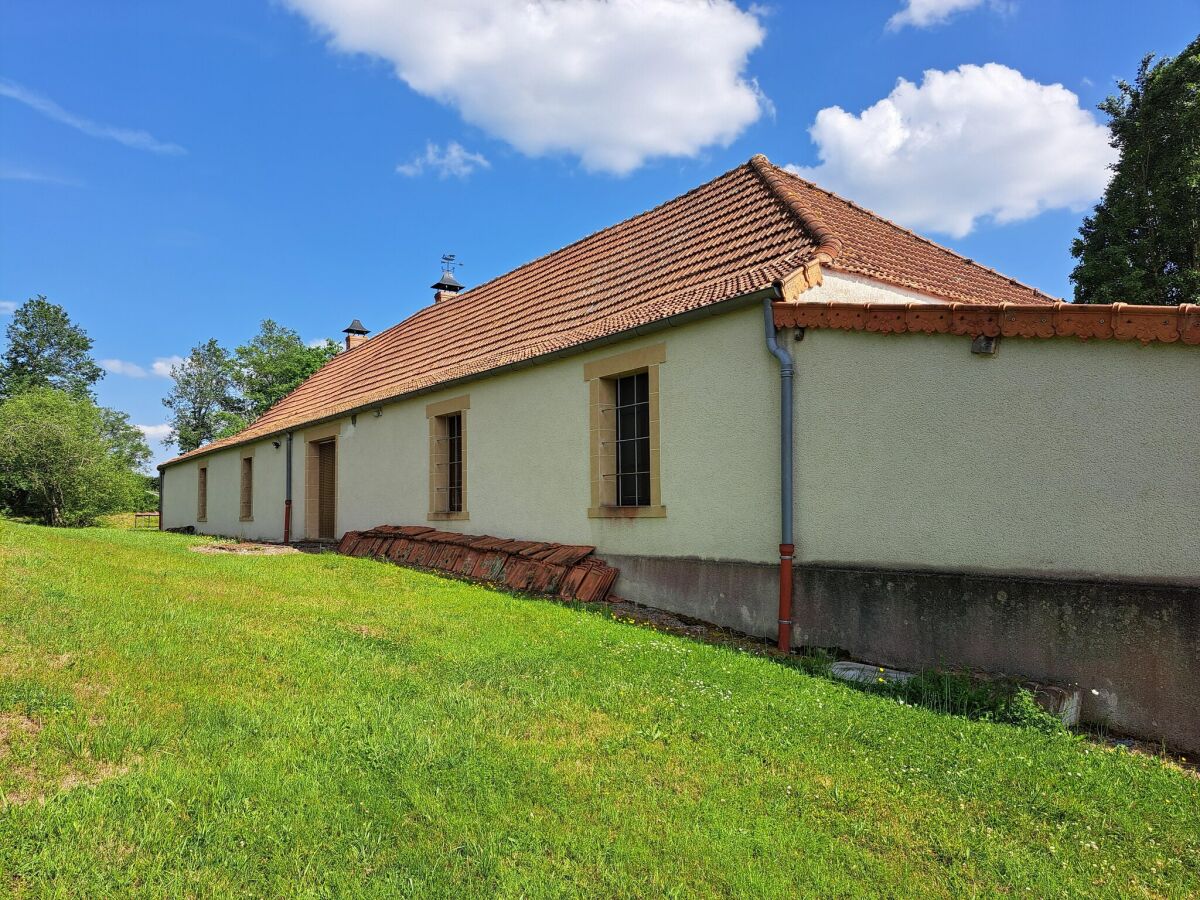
[[162, 154, 1057, 467], [749, 156, 1057, 306], [774, 299, 1200, 345]]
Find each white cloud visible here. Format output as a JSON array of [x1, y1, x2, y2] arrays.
[[887, 0, 1007, 29], [0, 78, 185, 155], [0, 163, 78, 185], [100, 358, 149, 378], [101, 355, 184, 378], [397, 141, 490, 179], [283, 0, 766, 174], [0, 301, 16, 316], [151, 356, 185, 378], [137, 423, 173, 442], [786, 64, 1115, 237]]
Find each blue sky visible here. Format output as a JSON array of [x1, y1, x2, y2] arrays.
[[2, 0, 1196, 466]]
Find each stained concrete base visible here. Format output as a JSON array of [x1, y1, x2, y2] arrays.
[[606, 554, 1200, 753]]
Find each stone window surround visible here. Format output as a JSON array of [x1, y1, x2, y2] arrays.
[[584, 343, 666, 519], [426, 394, 470, 521], [239, 447, 255, 522]]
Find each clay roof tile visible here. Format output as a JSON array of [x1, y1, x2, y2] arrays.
[[163, 155, 1056, 466]]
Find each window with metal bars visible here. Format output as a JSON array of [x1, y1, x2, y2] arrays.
[[445, 412, 463, 513], [197, 466, 207, 521], [614, 371, 650, 506]]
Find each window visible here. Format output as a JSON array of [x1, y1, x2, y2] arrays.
[[427, 395, 469, 520], [585, 343, 665, 518], [445, 412, 463, 513], [615, 372, 650, 506], [197, 466, 208, 521], [240, 454, 254, 521]]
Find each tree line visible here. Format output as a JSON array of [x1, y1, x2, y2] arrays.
[[0, 297, 153, 525], [163, 323, 338, 453], [0, 297, 337, 525]]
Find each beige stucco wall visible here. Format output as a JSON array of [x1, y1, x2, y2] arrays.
[[301, 302, 780, 562], [161, 438, 287, 542], [163, 282, 1198, 586], [161, 458, 199, 531], [792, 328, 1200, 583]]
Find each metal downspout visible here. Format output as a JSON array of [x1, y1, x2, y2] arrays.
[[283, 431, 294, 543], [763, 297, 795, 652], [158, 467, 164, 532]]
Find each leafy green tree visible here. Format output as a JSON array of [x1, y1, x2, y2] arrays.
[[1071, 35, 1200, 305], [212, 409, 250, 442], [160, 322, 337, 452], [99, 406, 153, 472], [162, 339, 246, 453], [0, 388, 144, 526], [233, 320, 338, 419], [0, 296, 105, 399]]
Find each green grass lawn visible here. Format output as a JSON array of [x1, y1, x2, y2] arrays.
[[1, 521, 1197, 897]]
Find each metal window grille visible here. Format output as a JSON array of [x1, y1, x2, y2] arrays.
[[614, 372, 650, 506], [197, 466, 207, 519]]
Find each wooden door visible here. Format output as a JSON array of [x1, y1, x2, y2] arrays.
[[317, 440, 336, 540]]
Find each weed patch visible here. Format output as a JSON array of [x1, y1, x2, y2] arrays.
[[871, 669, 1065, 733]]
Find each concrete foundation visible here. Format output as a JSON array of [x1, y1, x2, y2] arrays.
[[607, 554, 1200, 752]]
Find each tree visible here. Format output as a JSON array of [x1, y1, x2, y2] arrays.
[[99, 406, 153, 472], [162, 339, 246, 453], [1071, 35, 1200, 305], [233, 320, 338, 419], [0, 388, 144, 526], [160, 322, 338, 452], [0, 296, 105, 399]]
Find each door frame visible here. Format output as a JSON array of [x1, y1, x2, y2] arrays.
[[303, 424, 340, 540]]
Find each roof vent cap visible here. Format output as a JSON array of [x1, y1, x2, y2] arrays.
[[432, 253, 464, 302], [431, 271, 464, 292], [342, 319, 370, 350]]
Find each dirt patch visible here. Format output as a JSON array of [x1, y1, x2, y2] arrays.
[[2, 712, 134, 806], [4, 759, 132, 807], [348, 624, 385, 639], [0, 712, 41, 755], [192, 542, 298, 556], [56, 760, 131, 794]]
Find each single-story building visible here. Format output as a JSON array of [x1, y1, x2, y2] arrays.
[[160, 155, 1200, 749]]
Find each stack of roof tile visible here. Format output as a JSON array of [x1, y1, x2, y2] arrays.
[[335, 525, 619, 603]]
